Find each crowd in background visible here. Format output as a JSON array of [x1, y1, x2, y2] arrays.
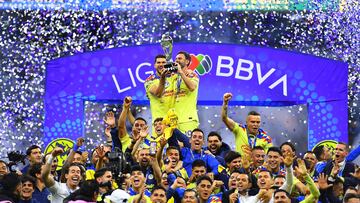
[[0, 52, 359, 203]]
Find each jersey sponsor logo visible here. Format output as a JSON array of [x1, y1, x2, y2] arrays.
[[165, 80, 170, 88]]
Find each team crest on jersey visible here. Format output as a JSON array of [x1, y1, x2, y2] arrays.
[[165, 80, 170, 88]]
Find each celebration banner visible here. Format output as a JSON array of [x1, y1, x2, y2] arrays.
[[45, 43, 348, 149]]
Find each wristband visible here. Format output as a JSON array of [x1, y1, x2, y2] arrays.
[[47, 154, 54, 165]]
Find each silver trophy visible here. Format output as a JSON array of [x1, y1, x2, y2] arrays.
[[160, 33, 177, 72], [160, 33, 173, 62]]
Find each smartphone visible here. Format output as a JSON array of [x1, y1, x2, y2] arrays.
[[149, 141, 157, 156]]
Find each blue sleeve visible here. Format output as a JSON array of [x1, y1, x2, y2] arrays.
[[110, 128, 122, 150], [166, 187, 176, 201], [168, 129, 180, 147], [315, 162, 327, 174], [175, 188, 185, 201], [173, 128, 191, 148], [346, 145, 360, 162], [145, 189, 151, 197], [182, 148, 193, 176], [206, 154, 220, 175], [167, 173, 177, 187], [216, 171, 230, 190], [166, 188, 185, 203], [215, 156, 226, 166]]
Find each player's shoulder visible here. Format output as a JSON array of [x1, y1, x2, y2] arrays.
[[185, 68, 199, 78], [145, 74, 157, 82]]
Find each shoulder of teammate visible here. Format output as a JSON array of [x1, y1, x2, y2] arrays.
[[238, 124, 247, 131], [144, 74, 157, 90]]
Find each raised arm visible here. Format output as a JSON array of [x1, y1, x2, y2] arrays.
[[64, 137, 84, 166], [280, 151, 295, 192], [156, 136, 167, 167], [104, 111, 116, 129], [60, 138, 84, 181], [150, 155, 162, 185], [42, 147, 63, 188], [131, 126, 148, 159], [221, 93, 236, 131], [104, 126, 113, 148], [95, 145, 107, 171], [167, 177, 186, 201], [118, 96, 132, 139], [169, 128, 190, 148], [296, 159, 320, 203], [148, 69, 168, 97], [127, 109, 135, 126], [177, 65, 198, 92], [346, 145, 360, 162]]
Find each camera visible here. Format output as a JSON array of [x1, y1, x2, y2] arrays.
[[105, 147, 130, 186], [7, 151, 27, 172], [164, 62, 178, 73]]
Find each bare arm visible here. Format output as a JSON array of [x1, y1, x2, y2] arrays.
[[177, 66, 197, 91], [42, 147, 64, 188], [148, 69, 168, 97], [118, 96, 132, 139], [127, 109, 135, 126], [131, 126, 148, 159], [63, 138, 84, 166], [104, 126, 113, 147], [281, 152, 295, 193], [156, 136, 167, 167], [95, 146, 106, 171], [221, 93, 236, 131], [150, 156, 162, 185], [131, 137, 144, 160]]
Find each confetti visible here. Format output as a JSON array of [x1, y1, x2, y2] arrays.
[[0, 0, 358, 159]]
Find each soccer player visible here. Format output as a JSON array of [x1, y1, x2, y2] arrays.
[[144, 55, 175, 126], [221, 92, 272, 156]]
